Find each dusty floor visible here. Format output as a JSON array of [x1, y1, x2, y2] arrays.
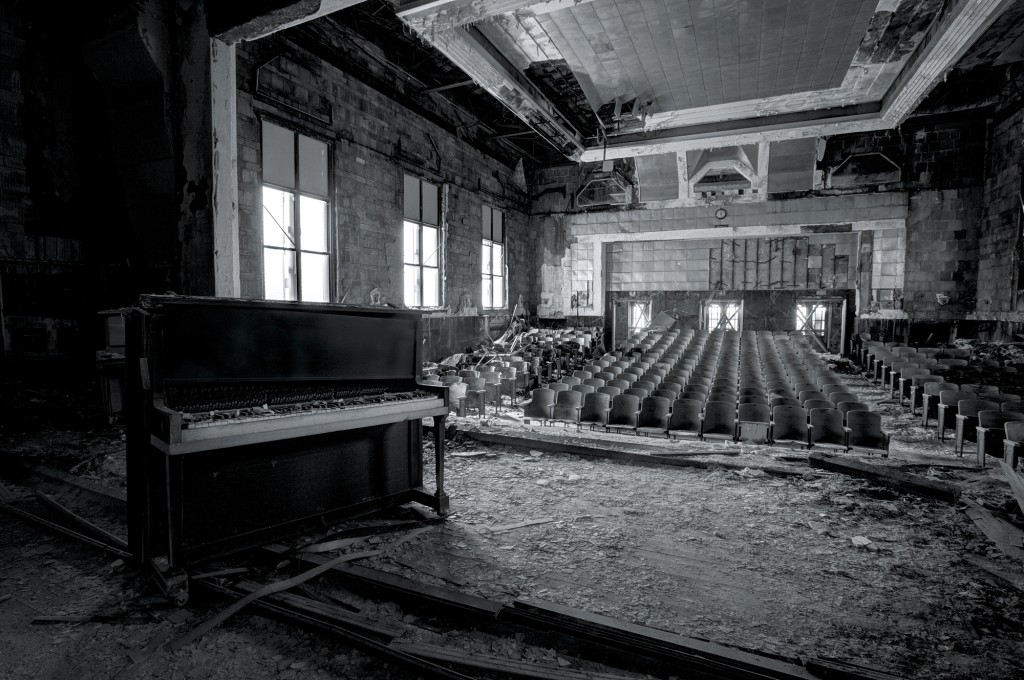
[[2, 369, 1024, 679]]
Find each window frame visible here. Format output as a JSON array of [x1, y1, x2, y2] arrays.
[[706, 301, 741, 331], [628, 300, 651, 333], [403, 175, 442, 309], [796, 302, 828, 334], [481, 205, 506, 310], [260, 120, 333, 303]]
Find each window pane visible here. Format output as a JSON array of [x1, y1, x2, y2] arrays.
[[300, 252, 330, 303], [492, 243, 504, 273], [262, 122, 295, 188], [299, 196, 328, 252], [423, 267, 439, 307], [404, 221, 420, 265], [482, 242, 491, 275], [298, 135, 328, 197], [482, 205, 491, 240], [422, 226, 438, 267], [493, 210, 503, 243], [262, 186, 295, 248], [482, 276, 490, 308], [493, 276, 504, 308], [422, 181, 439, 226], [404, 264, 420, 307], [264, 247, 296, 301], [404, 175, 419, 221]]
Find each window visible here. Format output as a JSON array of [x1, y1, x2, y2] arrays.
[[261, 121, 330, 302], [796, 303, 827, 334], [481, 205, 505, 309], [404, 175, 441, 308], [628, 301, 651, 333], [707, 302, 741, 331]]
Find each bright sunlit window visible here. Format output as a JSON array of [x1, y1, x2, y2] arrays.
[[261, 121, 330, 303], [482, 205, 505, 309], [796, 303, 827, 333], [707, 302, 740, 331], [403, 175, 441, 308], [628, 301, 651, 333]]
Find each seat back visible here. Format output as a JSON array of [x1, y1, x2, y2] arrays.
[[978, 410, 1024, 430], [572, 384, 596, 396], [638, 396, 671, 430], [1005, 421, 1024, 444], [809, 408, 846, 446], [608, 394, 641, 427], [651, 388, 678, 401], [668, 399, 703, 433], [1002, 401, 1024, 413], [551, 389, 583, 421], [923, 381, 956, 397], [958, 399, 999, 418], [737, 403, 770, 423], [597, 385, 621, 397], [625, 387, 649, 399], [563, 376, 582, 386], [524, 388, 555, 419], [847, 411, 886, 451], [772, 405, 808, 441], [827, 393, 857, 406], [837, 401, 869, 417], [770, 397, 801, 408], [739, 395, 769, 406], [579, 392, 612, 425], [804, 399, 834, 411], [548, 382, 569, 393], [701, 401, 736, 436], [583, 378, 605, 389], [940, 389, 972, 406]]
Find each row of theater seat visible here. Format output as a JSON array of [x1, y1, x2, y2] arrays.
[[859, 343, 1024, 467], [524, 327, 888, 453]]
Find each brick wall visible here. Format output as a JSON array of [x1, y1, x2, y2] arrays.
[[235, 37, 533, 331], [977, 106, 1024, 318]]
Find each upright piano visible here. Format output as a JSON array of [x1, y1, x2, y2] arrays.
[[125, 296, 448, 603]]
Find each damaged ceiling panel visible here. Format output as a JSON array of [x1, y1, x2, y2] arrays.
[[635, 152, 679, 203], [396, 0, 1018, 161], [767, 138, 818, 194]]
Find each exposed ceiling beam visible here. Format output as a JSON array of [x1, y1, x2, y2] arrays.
[[402, 23, 584, 159], [213, 0, 367, 43], [581, 0, 1015, 161], [397, 0, 596, 31], [420, 79, 475, 94]]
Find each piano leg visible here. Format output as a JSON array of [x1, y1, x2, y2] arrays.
[[433, 414, 450, 516]]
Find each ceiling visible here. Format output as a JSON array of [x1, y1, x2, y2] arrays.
[[394, 0, 1020, 161]]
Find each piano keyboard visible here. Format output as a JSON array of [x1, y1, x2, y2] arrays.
[[152, 390, 447, 455]]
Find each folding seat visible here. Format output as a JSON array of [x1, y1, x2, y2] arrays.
[[738, 387, 765, 398], [607, 378, 630, 391], [1004, 422, 1024, 467], [896, 368, 931, 403], [1003, 401, 1024, 413], [770, 397, 801, 409], [606, 366, 623, 376], [618, 372, 639, 385], [657, 381, 682, 395], [637, 396, 672, 436], [597, 385, 621, 398], [976, 411, 1024, 466], [908, 375, 943, 413], [634, 380, 658, 394], [954, 399, 1000, 456], [736, 403, 772, 443], [809, 408, 847, 451], [821, 384, 848, 399], [606, 394, 641, 433], [595, 371, 616, 382], [799, 390, 827, 404], [584, 364, 602, 375], [572, 370, 593, 380], [962, 384, 999, 395], [827, 393, 858, 407], [577, 391, 606, 428], [680, 388, 708, 403], [688, 376, 713, 389], [572, 383, 597, 398], [640, 373, 663, 387], [836, 401, 869, 424], [771, 405, 809, 448], [550, 389, 583, 426], [523, 387, 554, 423], [623, 367, 644, 378], [803, 399, 834, 413], [992, 393, 1023, 405], [700, 401, 736, 441], [847, 411, 889, 457], [739, 395, 769, 406], [666, 399, 703, 440], [937, 389, 973, 440], [921, 383, 958, 428], [563, 376, 582, 387]]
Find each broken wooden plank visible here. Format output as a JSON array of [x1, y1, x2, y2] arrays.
[[998, 459, 1024, 516], [169, 549, 381, 651], [962, 498, 1024, 564], [962, 554, 1024, 594], [465, 430, 805, 477], [502, 598, 819, 680], [393, 557, 468, 586], [195, 580, 478, 680], [34, 491, 129, 553], [482, 517, 555, 533], [31, 465, 127, 504], [390, 640, 637, 680], [0, 502, 131, 559], [231, 580, 401, 638], [807, 452, 961, 504], [804, 657, 909, 680], [263, 544, 502, 618]]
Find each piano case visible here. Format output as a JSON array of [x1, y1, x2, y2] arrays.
[[125, 296, 448, 603]]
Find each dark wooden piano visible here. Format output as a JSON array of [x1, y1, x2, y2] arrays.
[[125, 295, 448, 603]]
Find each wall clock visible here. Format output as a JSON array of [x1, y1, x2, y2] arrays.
[[715, 208, 727, 220]]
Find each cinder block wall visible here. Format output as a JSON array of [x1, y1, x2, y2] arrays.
[[235, 37, 534, 324], [978, 106, 1024, 318]]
